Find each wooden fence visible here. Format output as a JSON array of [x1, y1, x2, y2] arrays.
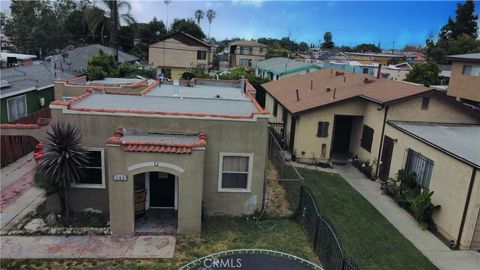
[[1, 108, 51, 168]]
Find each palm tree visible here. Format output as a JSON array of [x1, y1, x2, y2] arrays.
[[194, 9, 204, 25], [37, 122, 89, 223], [84, 0, 135, 48], [206, 9, 216, 39]]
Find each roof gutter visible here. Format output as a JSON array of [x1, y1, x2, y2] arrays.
[[456, 168, 477, 249]]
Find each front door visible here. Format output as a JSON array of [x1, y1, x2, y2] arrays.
[[149, 172, 175, 208], [379, 136, 395, 181]]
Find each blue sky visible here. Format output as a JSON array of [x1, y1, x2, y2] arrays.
[[1, 1, 477, 48]]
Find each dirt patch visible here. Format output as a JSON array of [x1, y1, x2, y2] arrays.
[[266, 162, 294, 217]]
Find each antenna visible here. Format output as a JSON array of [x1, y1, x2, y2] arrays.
[[164, 0, 172, 30]]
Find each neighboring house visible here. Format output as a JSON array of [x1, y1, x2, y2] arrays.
[[445, 53, 480, 103], [149, 32, 213, 79], [52, 44, 139, 76], [377, 62, 413, 81], [323, 60, 376, 76], [1, 78, 269, 236], [229, 40, 267, 68], [255, 57, 321, 80], [0, 33, 15, 51], [262, 69, 479, 166], [384, 121, 480, 250], [345, 52, 404, 66], [1, 63, 74, 123], [0, 52, 36, 68]]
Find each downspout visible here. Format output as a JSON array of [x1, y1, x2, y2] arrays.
[[375, 105, 389, 178], [456, 167, 477, 249]]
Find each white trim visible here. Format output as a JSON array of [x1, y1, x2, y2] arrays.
[[146, 172, 178, 210], [127, 161, 185, 174], [1, 84, 54, 99], [217, 152, 254, 193], [71, 147, 106, 189], [6, 94, 28, 122]]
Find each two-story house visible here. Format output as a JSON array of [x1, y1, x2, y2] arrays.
[[229, 40, 267, 68], [445, 53, 480, 104], [149, 32, 213, 79]]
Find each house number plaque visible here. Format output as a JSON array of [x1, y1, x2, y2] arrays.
[[113, 174, 127, 181]]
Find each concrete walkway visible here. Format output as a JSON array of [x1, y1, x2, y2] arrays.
[[332, 164, 480, 270], [1, 235, 176, 258], [0, 154, 45, 233]]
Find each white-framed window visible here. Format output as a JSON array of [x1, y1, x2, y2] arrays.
[[218, 152, 253, 192], [462, 65, 480, 76], [72, 148, 106, 189], [7, 94, 27, 122]]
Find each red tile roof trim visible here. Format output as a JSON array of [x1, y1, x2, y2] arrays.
[[106, 129, 207, 154], [140, 80, 160, 95]]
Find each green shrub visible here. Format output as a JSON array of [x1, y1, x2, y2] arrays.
[[410, 190, 441, 230]]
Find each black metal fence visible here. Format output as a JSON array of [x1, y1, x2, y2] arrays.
[[297, 186, 359, 270], [269, 122, 290, 150]]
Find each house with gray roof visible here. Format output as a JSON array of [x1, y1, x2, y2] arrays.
[[1, 63, 74, 123], [255, 57, 321, 81], [52, 44, 139, 76]]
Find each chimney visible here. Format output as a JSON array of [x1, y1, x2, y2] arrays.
[[296, 89, 300, 101], [326, 87, 331, 92], [310, 80, 313, 90], [377, 64, 383, 79]]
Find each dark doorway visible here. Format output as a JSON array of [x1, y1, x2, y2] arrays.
[[331, 115, 353, 154], [379, 136, 395, 181], [289, 116, 297, 153], [149, 172, 175, 208]]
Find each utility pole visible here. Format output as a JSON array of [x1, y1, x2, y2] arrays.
[[164, 0, 172, 31], [392, 40, 395, 54]]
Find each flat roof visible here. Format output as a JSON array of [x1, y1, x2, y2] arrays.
[[388, 121, 480, 168], [89, 78, 144, 85], [256, 57, 320, 75], [145, 83, 249, 100]]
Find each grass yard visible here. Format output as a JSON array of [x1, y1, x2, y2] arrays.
[[1, 217, 318, 270], [300, 168, 437, 270]]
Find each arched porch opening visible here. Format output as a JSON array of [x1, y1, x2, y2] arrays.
[[133, 171, 178, 235]]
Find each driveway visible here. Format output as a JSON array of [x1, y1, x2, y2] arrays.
[[1, 235, 176, 258], [334, 164, 480, 270], [0, 153, 45, 233]]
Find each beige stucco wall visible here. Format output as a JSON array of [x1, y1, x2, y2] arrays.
[[447, 61, 480, 102], [50, 108, 268, 235], [384, 124, 480, 249], [149, 37, 212, 69], [230, 45, 267, 67], [54, 81, 146, 100]]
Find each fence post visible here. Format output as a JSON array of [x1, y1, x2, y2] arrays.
[[341, 258, 346, 270]]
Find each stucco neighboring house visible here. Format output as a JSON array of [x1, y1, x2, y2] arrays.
[[384, 121, 480, 250], [1, 77, 269, 236], [1, 63, 74, 123], [0, 52, 37, 68], [345, 52, 404, 66], [255, 57, 321, 81], [229, 40, 267, 68], [149, 32, 213, 80], [262, 69, 479, 169], [445, 53, 480, 104], [51, 44, 139, 77]]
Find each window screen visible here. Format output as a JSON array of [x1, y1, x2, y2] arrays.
[[7, 95, 27, 121], [78, 150, 103, 185], [221, 156, 250, 189], [197, 50, 207, 60], [360, 125, 374, 152], [462, 65, 480, 76], [405, 149, 434, 189], [316, 122, 329, 137]]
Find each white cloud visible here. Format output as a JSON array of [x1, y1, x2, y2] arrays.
[[232, 0, 264, 8]]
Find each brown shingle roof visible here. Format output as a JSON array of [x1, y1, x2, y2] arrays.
[[262, 69, 432, 114]]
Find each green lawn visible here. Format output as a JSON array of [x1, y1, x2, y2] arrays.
[[1, 217, 318, 270], [300, 168, 437, 270]]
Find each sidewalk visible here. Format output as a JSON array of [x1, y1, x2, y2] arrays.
[[0, 154, 45, 233], [333, 164, 480, 270], [1, 235, 176, 258]]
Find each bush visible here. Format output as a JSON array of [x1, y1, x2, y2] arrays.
[[410, 190, 441, 230]]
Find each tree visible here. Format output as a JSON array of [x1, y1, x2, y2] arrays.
[[206, 9, 216, 39], [321, 32, 334, 49], [452, 0, 478, 39], [405, 61, 441, 86], [352, 43, 382, 53], [138, 17, 167, 44], [402, 44, 425, 53], [86, 49, 119, 80], [170, 18, 206, 39], [194, 9, 204, 25], [37, 122, 89, 223]]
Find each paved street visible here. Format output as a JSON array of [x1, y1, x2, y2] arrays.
[[1, 235, 176, 258], [333, 164, 480, 270], [0, 154, 45, 233]]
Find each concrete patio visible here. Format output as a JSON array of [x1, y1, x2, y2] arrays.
[[1, 235, 176, 259]]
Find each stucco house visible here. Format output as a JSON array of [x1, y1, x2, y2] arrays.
[[149, 32, 213, 79], [445, 53, 480, 104], [255, 57, 321, 81], [229, 40, 267, 68], [1, 77, 269, 236], [262, 68, 480, 249], [384, 122, 479, 250]]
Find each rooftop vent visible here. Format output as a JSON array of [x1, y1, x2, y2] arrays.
[[363, 78, 374, 84], [335, 71, 344, 77], [326, 87, 331, 92], [173, 79, 180, 97]]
